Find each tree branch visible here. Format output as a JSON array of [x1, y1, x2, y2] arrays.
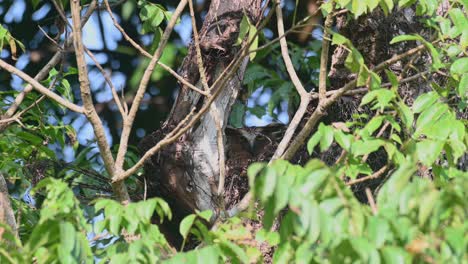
[[70, 0, 130, 203], [272, 3, 334, 160], [0, 59, 84, 113], [318, 5, 334, 101], [270, 0, 312, 160], [347, 165, 388, 186], [0, 0, 97, 128], [275, 0, 307, 97], [282, 44, 426, 160]]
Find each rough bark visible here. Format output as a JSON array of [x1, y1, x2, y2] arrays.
[[139, 0, 263, 243], [0, 173, 17, 238]]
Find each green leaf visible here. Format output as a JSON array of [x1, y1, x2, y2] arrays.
[[17, 131, 43, 145], [243, 65, 270, 84], [163, 245, 220, 264], [385, 69, 399, 90], [380, 0, 394, 15], [229, 102, 245, 128], [415, 102, 448, 136], [334, 130, 352, 151], [219, 240, 249, 263], [352, 0, 367, 17], [448, 8, 467, 38], [179, 214, 196, 239], [307, 126, 323, 154], [320, 125, 334, 152], [32, 0, 42, 9], [366, 0, 380, 11], [306, 202, 321, 243], [196, 210, 213, 222], [108, 214, 122, 235], [381, 246, 412, 263], [273, 242, 293, 263], [390, 34, 421, 44], [412, 91, 439, 113], [345, 161, 373, 179], [416, 140, 444, 166], [58, 79, 73, 102], [237, 15, 250, 45], [418, 190, 439, 227], [332, 32, 351, 46], [336, 0, 351, 8], [458, 73, 468, 98], [367, 217, 390, 248], [247, 162, 266, 187], [259, 167, 277, 202], [351, 139, 384, 156], [248, 24, 258, 61], [397, 101, 414, 130], [398, 0, 416, 8], [450, 57, 468, 80], [360, 115, 385, 138], [58, 222, 76, 262], [256, 229, 280, 246]]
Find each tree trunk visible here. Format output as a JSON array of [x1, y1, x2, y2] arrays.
[[0, 173, 17, 239], [139, 0, 263, 243]]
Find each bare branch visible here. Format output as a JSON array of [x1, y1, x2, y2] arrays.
[[366, 188, 378, 215], [0, 59, 84, 113], [282, 44, 426, 160], [347, 165, 388, 186], [1, 0, 97, 125], [270, 1, 313, 160], [275, 0, 307, 97], [318, 5, 334, 101], [188, 0, 210, 92], [70, 0, 130, 202]]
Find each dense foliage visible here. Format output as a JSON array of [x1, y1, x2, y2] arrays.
[[0, 0, 466, 263]]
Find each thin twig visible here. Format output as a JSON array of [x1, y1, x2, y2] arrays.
[[365, 187, 378, 215], [346, 165, 388, 186], [275, 0, 307, 97], [102, 0, 208, 96], [188, 0, 210, 92], [83, 46, 126, 116], [38, 26, 61, 48]]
